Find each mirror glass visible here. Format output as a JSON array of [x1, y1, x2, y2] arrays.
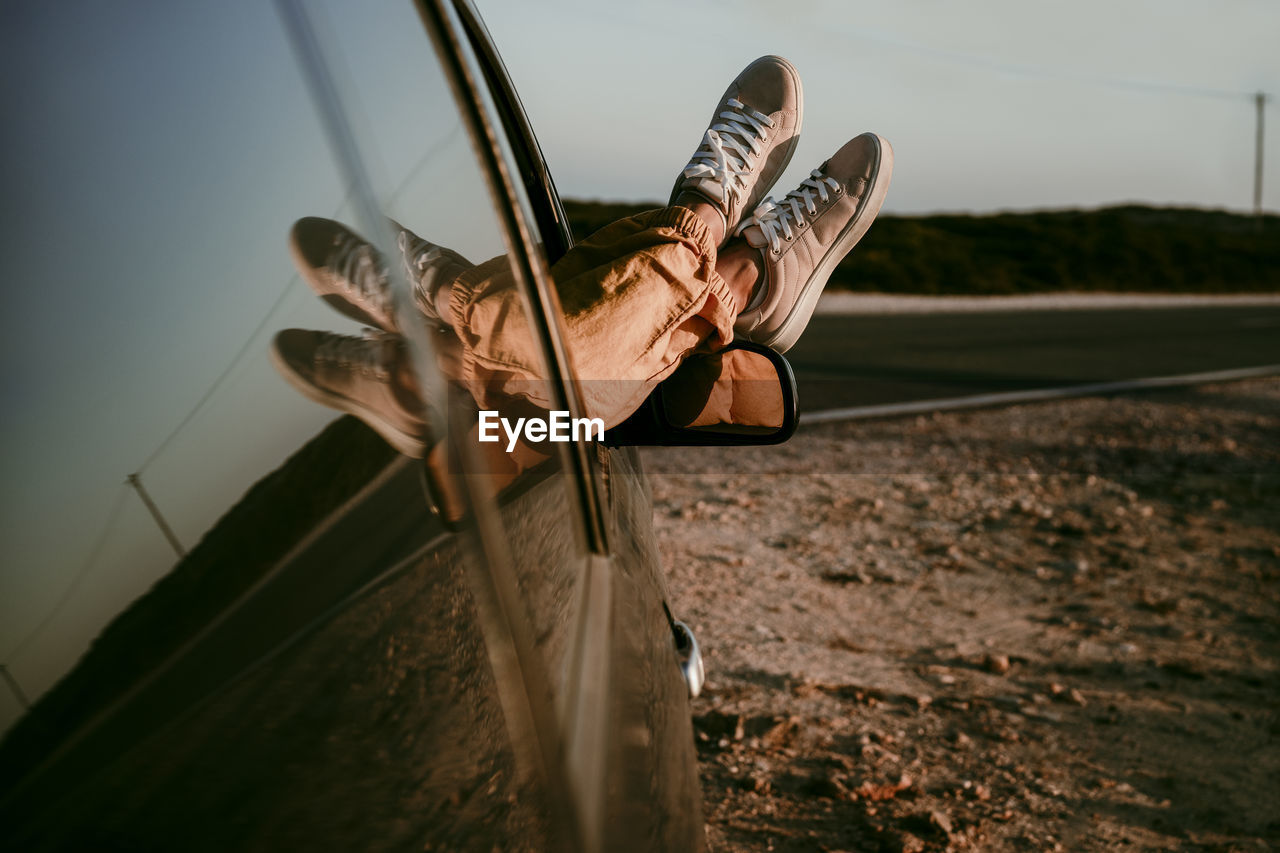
[[659, 348, 787, 435]]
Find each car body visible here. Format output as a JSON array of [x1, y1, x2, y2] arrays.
[[1, 1, 712, 849]]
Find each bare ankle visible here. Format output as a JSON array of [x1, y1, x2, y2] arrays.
[[674, 192, 726, 246], [715, 240, 764, 314]]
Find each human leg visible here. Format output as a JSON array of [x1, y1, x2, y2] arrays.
[[446, 206, 734, 427], [271, 61, 895, 453], [440, 55, 804, 425]]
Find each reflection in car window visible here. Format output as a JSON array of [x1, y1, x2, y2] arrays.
[[0, 1, 588, 849]]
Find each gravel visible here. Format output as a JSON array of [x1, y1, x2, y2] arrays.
[[643, 377, 1280, 852]]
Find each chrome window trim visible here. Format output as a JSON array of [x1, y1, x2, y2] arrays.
[[418, 0, 610, 557], [412, 4, 618, 851], [452, 0, 574, 264]]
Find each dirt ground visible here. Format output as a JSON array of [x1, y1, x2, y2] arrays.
[[642, 378, 1280, 852]]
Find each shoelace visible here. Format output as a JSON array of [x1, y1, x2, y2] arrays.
[[398, 229, 451, 321], [736, 170, 841, 253], [397, 229, 439, 284], [314, 329, 393, 381], [330, 232, 390, 317], [681, 98, 775, 205]]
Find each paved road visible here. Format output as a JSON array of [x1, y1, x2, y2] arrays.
[[789, 305, 1280, 411]]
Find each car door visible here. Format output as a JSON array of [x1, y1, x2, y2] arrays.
[[0, 1, 703, 850], [405, 2, 707, 850]]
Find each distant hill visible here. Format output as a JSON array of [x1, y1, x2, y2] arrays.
[[564, 201, 1280, 295], [0, 416, 396, 792]]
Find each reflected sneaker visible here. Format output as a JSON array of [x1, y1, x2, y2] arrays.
[[270, 328, 429, 457], [733, 133, 893, 352], [669, 55, 803, 245], [394, 223, 474, 327], [288, 217, 473, 332]]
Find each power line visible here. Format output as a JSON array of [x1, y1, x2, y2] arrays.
[[5, 126, 469, 703], [838, 25, 1273, 212], [1256, 92, 1268, 217], [844, 25, 1261, 103], [126, 474, 186, 559], [134, 125, 461, 477], [1, 665, 31, 710], [135, 275, 301, 475]]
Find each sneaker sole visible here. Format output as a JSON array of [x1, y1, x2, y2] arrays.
[[269, 344, 427, 457], [757, 134, 894, 354]]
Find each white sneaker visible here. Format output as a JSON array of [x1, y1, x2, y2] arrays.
[[288, 217, 472, 332], [669, 55, 803, 245], [734, 133, 893, 352], [270, 328, 428, 457]]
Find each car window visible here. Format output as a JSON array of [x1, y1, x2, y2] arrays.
[[0, 1, 590, 848]]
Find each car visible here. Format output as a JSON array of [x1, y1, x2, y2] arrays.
[[0, 1, 796, 850]]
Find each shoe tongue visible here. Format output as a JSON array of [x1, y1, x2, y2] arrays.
[[740, 222, 769, 249]]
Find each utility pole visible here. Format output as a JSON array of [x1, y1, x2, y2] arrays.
[[1256, 91, 1267, 217], [1, 664, 31, 710], [126, 473, 186, 558]]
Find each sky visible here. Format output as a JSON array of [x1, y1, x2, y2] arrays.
[[476, 0, 1279, 213], [1, 0, 1277, 735]]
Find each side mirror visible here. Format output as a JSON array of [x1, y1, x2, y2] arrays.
[[604, 341, 798, 447]]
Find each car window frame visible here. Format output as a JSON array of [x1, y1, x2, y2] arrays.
[[417, 0, 611, 556], [408, 4, 633, 851]]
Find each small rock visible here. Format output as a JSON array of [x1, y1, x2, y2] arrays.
[[930, 809, 954, 834], [983, 654, 1012, 675]]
